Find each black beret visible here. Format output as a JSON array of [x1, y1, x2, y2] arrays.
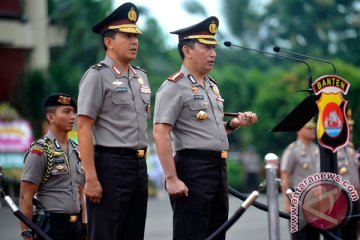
[[170, 16, 219, 45], [92, 2, 142, 35], [44, 93, 77, 111]]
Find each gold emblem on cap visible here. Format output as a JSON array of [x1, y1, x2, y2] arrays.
[[209, 20, 217, 34], [57, 96, 71, 105], [212, 85, 220, 96], [128, 7, 137, 22], [196, 110, 208, 121]]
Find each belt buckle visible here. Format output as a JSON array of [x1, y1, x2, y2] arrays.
[[221, 151, 228, 159], [69, 215, 77, 222], [137, 150, 145, 158]]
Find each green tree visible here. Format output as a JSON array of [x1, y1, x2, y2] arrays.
[[223, 0, 360, 65]]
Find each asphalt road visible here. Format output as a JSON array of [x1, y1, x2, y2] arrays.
[[0, 193, 292, 240]]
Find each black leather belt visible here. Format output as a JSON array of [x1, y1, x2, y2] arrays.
[[46, 212, 80, 222], [176, 149, 228, 159], [94, 145, 147, 158]]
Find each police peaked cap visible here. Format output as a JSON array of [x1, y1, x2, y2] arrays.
[[92, 2, 142, 35], [44, 93, 77, 111], [170, 16, 219, 45]]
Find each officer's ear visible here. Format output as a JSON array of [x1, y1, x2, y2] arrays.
[[182, 45, 191, 58], [103, 36, 115, 50]]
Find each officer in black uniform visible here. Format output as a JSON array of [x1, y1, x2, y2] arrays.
[[19, 93, 84, 240], [153, 16, 257, 240], [77, 2, 150, 240]]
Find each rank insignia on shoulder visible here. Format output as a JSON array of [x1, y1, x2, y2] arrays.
[[167, 72, 184, 82], [131, 65, 146, 73], [207, 75, 218, 85], [91, 62, 106, 70]]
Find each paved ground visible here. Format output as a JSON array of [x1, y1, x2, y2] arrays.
[[0, 193, 292, 240]]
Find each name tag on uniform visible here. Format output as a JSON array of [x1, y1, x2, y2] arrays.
[[193, 95, 204, 100], [54, 159, 65, 164], [115, 87, 128, 93]]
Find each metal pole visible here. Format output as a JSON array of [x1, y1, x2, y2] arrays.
[[265, 153, 280, 240]]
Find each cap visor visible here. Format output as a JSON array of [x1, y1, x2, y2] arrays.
[[198, 39, 218, 45]]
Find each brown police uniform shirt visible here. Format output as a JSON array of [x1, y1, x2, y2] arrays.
[[338, 145, 360, 190], [281, 139, 320, 188], [21, 131, 83, 214], [153, 65, 228, 152], [77, 55, 150, 148]]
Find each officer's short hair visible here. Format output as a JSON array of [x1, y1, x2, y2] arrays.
[[178, 40, 196, 59], [102, 31, 118, 51]]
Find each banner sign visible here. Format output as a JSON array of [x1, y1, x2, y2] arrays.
[[0, 120, 33, 152]]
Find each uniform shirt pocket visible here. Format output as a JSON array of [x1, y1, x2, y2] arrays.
[[189, 99, 207, 111], [111, 92, 132, 105], [51, 160, 68, 176]]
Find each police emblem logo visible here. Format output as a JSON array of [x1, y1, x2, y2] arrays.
[[212, 85, 220, 96], [57, 96, 71, 105], [209, 20, 217, 34], [128, 7, 137, 22], [192, 87, 199, 94]]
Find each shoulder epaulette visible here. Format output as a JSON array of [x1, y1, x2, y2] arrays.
[[91, 62, 107, 70], [131, 65, 146, 73], [289, 142, 296, 149], [167, 72, 184, 82], [207, 75, 218, 85]]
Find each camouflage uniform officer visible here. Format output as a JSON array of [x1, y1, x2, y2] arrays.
[[19, 93, 84, 240], [77, 2, 150, 240], [280, 119, 320, 240], [338, 109, 360, 240], [153, 16, 257, 240]]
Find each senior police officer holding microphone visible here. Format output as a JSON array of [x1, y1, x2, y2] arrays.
[[153, 16, 257, 240]]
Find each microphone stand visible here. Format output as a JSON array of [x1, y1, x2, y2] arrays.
[[0, 165, 52, 240]]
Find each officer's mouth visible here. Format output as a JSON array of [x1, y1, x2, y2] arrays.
[[129, 47, 137, 53]]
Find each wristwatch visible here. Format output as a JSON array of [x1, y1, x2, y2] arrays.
[[21, 228, 32, 238]]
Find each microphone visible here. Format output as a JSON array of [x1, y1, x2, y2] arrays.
[[273, 46, 336, 74], [224, 41, 313, 91]]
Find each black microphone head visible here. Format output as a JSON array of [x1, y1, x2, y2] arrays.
[[273, 46, 280, 52], [224, 41, 232, 47]]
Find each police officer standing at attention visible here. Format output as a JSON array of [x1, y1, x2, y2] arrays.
[[19, 93, 84, 240], [153, 16, 257, 240], [280, 119, 320, 240], [337, 109, 360, 240], [77, 2, 150, 240]]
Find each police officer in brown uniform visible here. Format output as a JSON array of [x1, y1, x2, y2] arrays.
[[19, 93, 84, 240], [153, 16, 257, 240], [338, 109, 360, 240], [77, 2, 150, 240], [280, 119, 320, 240]]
